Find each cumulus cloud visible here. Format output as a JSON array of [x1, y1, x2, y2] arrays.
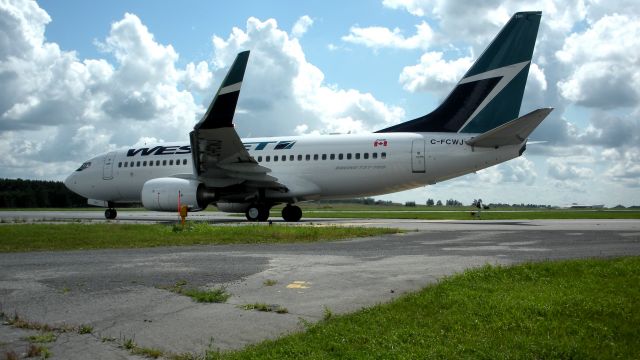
[[556, 14, 640, 109], [342, 21, 434, 50], [546, 158, 594, 180], [398, 51, 472, 94], [382, 0, 587, 42], [0, 2, 211, 179], [291, 15, 313, 38], [382, 0, 435, 17], [210, 17, 404, 137], [578, 113, 639, 148], [604, 148, 640, 188], [476, 156, 537, 185]]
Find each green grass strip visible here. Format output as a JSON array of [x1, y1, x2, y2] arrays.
[[213, 257, 640, 359], [0, 223, 398, 253], [302, 210, 640, 220]]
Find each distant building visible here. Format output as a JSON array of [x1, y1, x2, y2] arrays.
[[566, 203, 605, 209]]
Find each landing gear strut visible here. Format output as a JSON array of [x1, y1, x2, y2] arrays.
[[245, 204, 271, 222], [104, 208, 117, 220], [281, 204, 302, 222]]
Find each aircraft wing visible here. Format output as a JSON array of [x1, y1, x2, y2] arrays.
[[189, 51, 281, 188]]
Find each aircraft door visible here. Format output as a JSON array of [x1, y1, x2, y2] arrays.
[[103, 151, 116, 180], [411, 139, 426, 173]]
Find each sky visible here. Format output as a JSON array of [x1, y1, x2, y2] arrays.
[[0, 0, 639, 207]]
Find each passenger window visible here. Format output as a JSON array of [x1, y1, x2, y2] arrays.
[[314, 154, 319, 160], [163, 160, 167, 166], [364, 153, 369, 159], [355, 153, 360, 160], [149, 161, 153, 167], [124, 162, 128, 168], [306, 155, 310, 161], [338, 154, 343, 160], [322, 154, 327, 160], [156, 160, 160, 166], [274, 156, 278, 162], [266, 156, 271, 162], [381, 152, 387, 159], [118, 162, 122, 168], [183, 159, 187, 165], [130, 162, 134, 167], [347, 153, 352, 160], [136, 161, 141, 167], [290, 155, 294, 161], [282, 155, 286, 162], [330, 154, 335, 160], [298, 155, 302, 161], [169, 160, 173, 165], [258, 156, 262, 162], [373, 153, 378, 159], [143, 161, 147, 166]]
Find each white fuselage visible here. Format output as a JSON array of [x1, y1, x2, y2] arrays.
[[65, 132, 522, 207]]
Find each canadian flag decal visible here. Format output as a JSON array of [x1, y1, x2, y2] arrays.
[[374, 139, 388, 147]]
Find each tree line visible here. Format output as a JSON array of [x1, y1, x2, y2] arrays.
[[0, 178, 87, 208]]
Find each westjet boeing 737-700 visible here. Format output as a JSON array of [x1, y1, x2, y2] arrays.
[[65, 11, 552, 222]]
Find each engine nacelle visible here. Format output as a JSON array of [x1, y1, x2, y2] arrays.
[[215, 202, 251, 213], [141, 178, 215, 212]]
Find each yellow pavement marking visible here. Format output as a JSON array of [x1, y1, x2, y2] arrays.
[[286, 281, 310, 289]]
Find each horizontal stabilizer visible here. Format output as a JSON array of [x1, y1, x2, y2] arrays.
[[466, 108, 553, 147]]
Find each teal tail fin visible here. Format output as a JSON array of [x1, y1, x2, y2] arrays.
[[377, 11, 542, 134]]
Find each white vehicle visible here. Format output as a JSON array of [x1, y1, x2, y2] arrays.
[[65, 11, 551, 222]]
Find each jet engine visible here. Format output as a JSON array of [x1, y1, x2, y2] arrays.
[[141, 178, 216, 212]]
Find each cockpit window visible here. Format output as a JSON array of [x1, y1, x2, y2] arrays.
[[76, 161, 91, 171]]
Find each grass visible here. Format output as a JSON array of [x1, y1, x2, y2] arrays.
[[241, 303, 288, 314], [77, 324, 93, 334], [0, 223, 398, 253], [181, 287, 231, 303], [263, 279, 278, 286], [160, 280, 231, 303], [3, 351, 19, 360], [211, 257, 640, 359], [26, 332, 57, 343], [267, 203, 640, 219], [322, 306, 333, 321], [300, 209, 640, 220], [26, 344, 51, 359], [131, 346, 164, 359]]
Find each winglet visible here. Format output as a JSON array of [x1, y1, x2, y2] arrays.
[[194, 50, 250, 130], [466, 107, 553, 148]]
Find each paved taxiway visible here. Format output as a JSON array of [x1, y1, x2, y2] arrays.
[[0, 212, 638, 359]]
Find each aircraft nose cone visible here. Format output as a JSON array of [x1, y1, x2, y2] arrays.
[[64, 173, 77, 192]]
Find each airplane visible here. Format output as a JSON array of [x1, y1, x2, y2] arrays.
[[65, 11, 551, 222]]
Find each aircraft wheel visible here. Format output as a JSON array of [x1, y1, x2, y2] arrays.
[[282, 205, 302, 222], [246, 204, 270, 222], [105, 208, 117, 220]]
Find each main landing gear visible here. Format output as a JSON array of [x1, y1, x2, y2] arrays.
[[281, 204, 302, 222], [245, 204, 271, 222], [104, 208, 117, 220], [244, 204, 303, 222]]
